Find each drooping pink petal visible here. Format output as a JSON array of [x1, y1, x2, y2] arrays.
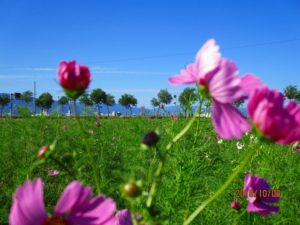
[[9, 179, 47, 225], [168, 64, 198, 85], [240, 74, 267, 97], [195, 39, 222, 76], [247, 202, 279, 216], [206, 59, 243, 103], [212, 100, 250, 139]]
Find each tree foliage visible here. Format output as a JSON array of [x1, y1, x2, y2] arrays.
[[157, 89, 173, 105], [0, 94, 10, 117], [118, 94, 137, 115], [58, 96, 69, 105], [20, 91, 33, 104], [179, 88, 197, 117], [37, 92, 54, 112], [79, 93, 93, 107], [90, 88, 107, 114], [103, 94, 115, 114], [151, 98, 159, 108], [284, 85, 298, 100]]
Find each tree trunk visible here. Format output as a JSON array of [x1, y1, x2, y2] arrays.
[[97, 104, 101, 115], [106, 105, 110, 116]]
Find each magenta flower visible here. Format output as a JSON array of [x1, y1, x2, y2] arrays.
[[48, 169, 60, 176], [114, 209, 133, 225], [168, 39, 250, 138], [248, 88, 300, 144], [10, 178, 116, 225], [58, 60, 91, 99], [244, 173, 279, 216]]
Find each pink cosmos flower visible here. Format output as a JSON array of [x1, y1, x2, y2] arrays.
[[168, 39, 250, 138], [48, 169, 60, 176], [248, 88, 300, 144], [244, 173, 279, 216], [58, 61, 91, 99], [9, 178, 117, 225]]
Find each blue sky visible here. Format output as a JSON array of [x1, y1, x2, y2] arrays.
[[0, 0, 299, 107]]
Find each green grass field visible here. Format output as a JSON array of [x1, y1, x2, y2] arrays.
[[0, 117, 299, 224]]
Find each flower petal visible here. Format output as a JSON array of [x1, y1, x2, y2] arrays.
[[206, 59, 243, 103], [240, 74, 267, 97], [212, 100, 250, 139], [247, 202, 279, 216], [9, 178, 47, 225], [54, 181, 83, 216], [168, 64, 197, 85], [195, 39, 221, 76]]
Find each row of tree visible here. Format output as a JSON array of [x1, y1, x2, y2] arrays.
[[0, 89, 139, 116], [2, 84, 299, 117]]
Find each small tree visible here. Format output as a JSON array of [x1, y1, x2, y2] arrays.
[[0, 94, 10, 117], [21, 91, 33, 106], [158, 89, 173, 105], [35, 98, 42, 112], [283, 85, 298, 100], [118, 94, 137, 115], [103, 94, 115, 115], [151, 98, 160, 115], [79, 93, 93, 114], [90, 88, 107, 115], [37, 92, 54, 114], [157, 89, 173, 115], [179, 88, 197, 117], [58, 96, 69, 115]]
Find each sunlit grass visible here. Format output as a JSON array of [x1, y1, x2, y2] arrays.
[[0, 117, 299, 224]]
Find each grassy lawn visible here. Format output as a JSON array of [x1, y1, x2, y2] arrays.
[[0, 117, 299, 224]]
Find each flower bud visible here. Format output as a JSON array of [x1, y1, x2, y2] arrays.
[[142, 131, 159, 146], [231, 201, 241, 210], [57, 61, 91, 99], [95, 120, 101, 127], [124, 182, 140, 197], [38, 145, 49, 158]]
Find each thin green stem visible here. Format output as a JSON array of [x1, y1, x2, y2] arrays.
[[191, 98, 204, 149], [146, 160, 163, 208], [146, 147, 164, 208], [73, 101, 101, 193], [49, 155, 76, 179], [166, 105, 200, 150], [183, 144, 258, 225]]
